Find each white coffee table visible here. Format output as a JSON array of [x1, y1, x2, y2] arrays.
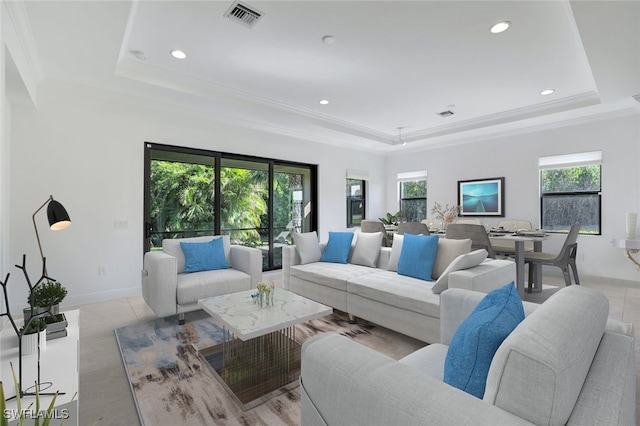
[[198, 289, 332, 410]]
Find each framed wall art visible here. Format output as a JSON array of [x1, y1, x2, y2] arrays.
[[458, 177, 505, 217]]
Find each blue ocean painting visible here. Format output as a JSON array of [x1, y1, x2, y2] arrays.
[[462, 181, 499, 213]]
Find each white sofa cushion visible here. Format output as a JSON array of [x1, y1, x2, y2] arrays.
[[163, 235, 231, 274], [347, 270, 441, 318], [431, 249, 488, 294], [291, 262, 378, 291], [484, 286, 609, 425], [293, 231, 323, 264], [176, 268, 251, 305], [350, 232, 383, 267], [387, 234, 404, 271]]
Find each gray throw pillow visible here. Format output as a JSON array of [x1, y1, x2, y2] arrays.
[[292, 231, 322, 264], [387, 234, 404, 272], [350, 232, 383, 267], [432, 238, 472, 280]]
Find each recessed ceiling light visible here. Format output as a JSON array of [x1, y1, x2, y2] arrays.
[[170, 50, 187, 59], [490, 21, 511, 34], [319, 99, 329, 105], [540, 89, 555, 96]]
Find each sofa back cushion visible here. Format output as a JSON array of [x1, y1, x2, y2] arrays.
[[484, 286, 609, 425], [292, 231, 323, 264], [163, 235, 231, 274], [432, 238, 472, 280], [350, 231, 383, 267]]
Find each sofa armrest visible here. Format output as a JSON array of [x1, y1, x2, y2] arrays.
[[301, 332, 534, 426], [448, 259, 515, 294], [141, 251, 178, 318], [229, 245, 262, 288], [282, 245, 300, 290]]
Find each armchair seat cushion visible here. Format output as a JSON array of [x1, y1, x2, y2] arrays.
[[176, 268, 252, 305], [347, 270, 440, 318]]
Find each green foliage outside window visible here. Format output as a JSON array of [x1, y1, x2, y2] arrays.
[[400, 179, 427, 222], [541, 165, 601, 234]]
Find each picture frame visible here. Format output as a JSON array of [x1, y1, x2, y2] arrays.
[[458, 177, 505, 217]]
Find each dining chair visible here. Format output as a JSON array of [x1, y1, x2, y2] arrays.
[[524, 223, 581, 289], [397, 222, 430, 235], [492, 219, 534, 256], [360, 219, 390, 247], [445, 223, 496, 258]]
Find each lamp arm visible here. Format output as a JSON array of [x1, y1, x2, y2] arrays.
[[32, 195, 54, 263]]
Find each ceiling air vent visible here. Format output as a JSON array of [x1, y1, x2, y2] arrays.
[[224, 1, 264, 29], [436, 110, 455, 118]]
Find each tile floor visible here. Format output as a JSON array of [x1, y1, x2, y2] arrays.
[[77, 273, 640, 425]]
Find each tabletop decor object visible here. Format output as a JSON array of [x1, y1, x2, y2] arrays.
[[431, 202, 460, 228]]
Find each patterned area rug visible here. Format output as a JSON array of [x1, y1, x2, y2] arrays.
[[115, 309, 426, 425]]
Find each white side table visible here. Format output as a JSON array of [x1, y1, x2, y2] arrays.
[[1, 310, 79, 425], [611, 239, 640, 270]]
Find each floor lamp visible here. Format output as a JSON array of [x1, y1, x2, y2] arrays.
[[1, 195, 71, 399]]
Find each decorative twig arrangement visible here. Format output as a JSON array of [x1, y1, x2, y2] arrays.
[[0, 255, 61, 399]]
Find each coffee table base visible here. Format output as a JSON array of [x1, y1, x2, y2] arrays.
[[198, 326, 301, 410]]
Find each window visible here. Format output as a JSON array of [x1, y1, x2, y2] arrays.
[[144, 143, 318, 270], [539, 151, 601, 235], [347, 178, 365, 227], [398, 171, 427, 222]]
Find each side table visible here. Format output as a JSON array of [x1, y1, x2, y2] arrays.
[[1, 310, 79, 425], [611, 239, 640, 270]]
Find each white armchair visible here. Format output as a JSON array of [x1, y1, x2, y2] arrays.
[[141, 235, 262, 323]]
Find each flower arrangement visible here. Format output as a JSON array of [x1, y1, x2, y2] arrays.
[[431, 202, 460, 225], [254, 281, 276, 307]]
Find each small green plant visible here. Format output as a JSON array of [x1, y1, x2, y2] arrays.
[[30, 282, 67, 308], [20, 318, 47, 335], [379, 211, 401, 226]]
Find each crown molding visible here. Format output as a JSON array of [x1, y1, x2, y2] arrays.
[[3, 0, 44, 85]]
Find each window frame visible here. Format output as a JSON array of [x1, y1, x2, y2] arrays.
[[397, 171, 428, 223], [539, 152, 602, 235], [346, 178, 366, 228]]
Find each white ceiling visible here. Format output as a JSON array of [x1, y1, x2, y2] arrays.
[[8, 0, 640, 152]]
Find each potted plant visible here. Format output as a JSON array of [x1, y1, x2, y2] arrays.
[[379, 211, 401, 228], [19, 317, 47, 355], [25, 281, 68, 340]]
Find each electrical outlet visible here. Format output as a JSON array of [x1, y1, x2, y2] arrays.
[[98, 265, 108, 275], [114, 219, 128, 230]]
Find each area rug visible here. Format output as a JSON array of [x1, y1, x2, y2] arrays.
[[115, 310, 425, 426]]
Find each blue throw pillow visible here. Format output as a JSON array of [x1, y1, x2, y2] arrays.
[[180, 238, 229, 273], [320, 232, 354, 263], [397, 234, 439, 281], [444, 282, 524, 398]]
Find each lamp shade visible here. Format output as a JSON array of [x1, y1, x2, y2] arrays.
[[47, 200, 71, 230]]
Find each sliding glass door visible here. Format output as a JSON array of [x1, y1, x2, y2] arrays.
[[144, 143, 317, 270]]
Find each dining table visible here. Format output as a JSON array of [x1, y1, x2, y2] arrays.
[[488, 232, 547, 297]]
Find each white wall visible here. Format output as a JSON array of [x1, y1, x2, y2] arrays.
[[8, 81, 386, 310], [386, 110, 640, 284]]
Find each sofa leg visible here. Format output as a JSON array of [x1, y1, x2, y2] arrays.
[[348, 314, 357, 324], [179, 312, 185, 325]]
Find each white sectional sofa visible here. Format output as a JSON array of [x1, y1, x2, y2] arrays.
[[300, 286, 636, 425], [282, 232, 516, 343]]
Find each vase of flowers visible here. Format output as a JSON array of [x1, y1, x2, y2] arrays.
[[431, 202, 460, 230]]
